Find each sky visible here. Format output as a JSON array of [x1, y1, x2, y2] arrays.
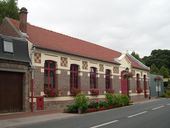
[[18, 0, 170, 57]]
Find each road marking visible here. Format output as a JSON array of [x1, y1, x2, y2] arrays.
[[152, 105, 164, 110], [167, 103, 170, 106], [90, 120, 119, 128], [128, 111, 147, 118]]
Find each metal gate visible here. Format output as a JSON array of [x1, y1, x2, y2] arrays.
[[0, 71, 23, 113]]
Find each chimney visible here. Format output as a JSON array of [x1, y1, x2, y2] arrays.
[[19, 7, 28, 33]]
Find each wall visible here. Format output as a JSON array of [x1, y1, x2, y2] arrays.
[[149, 74, 164, 97], [32, 48, 120, 97], [0, 60, 31, 112]]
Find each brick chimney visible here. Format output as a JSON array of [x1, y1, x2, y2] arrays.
[[19, 7, 28, 33]]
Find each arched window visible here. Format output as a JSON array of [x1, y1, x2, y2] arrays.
[[136, 74, 142, 93], [105, 69, 111, 89], [70, 64, 79, 90], [90, 67, 97, 89], [44, 60, 56, 89], [136, 74, 139, 84]]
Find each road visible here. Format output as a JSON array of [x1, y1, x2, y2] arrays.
[[17, 98, 170, 128]]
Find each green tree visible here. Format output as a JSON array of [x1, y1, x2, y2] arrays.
[[131, 51, 143, 62], [150, 64, 159, 74], [160, 66, 169, 78], [0, 0, 19, 23], [142, 49, 170, 75]]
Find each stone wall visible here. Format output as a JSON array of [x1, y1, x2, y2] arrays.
[[113, 75, 120, 93], [34, 67, 44, 96]]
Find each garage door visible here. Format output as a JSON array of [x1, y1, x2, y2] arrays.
[[0, 71, 23, 113]]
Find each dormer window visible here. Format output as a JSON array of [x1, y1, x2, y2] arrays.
[[3, 40, 14, 53]]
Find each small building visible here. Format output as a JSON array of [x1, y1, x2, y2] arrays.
[[0, 34, 31, 113], [149, 74, 164, 97], [0, 7, 150, 112]]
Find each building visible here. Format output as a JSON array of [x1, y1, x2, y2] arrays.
[[0, 34, 30, 113], [149, 74, 164, 97], [0, 8, 150, 112]]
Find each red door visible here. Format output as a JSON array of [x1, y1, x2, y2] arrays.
[[121, 71, 128, 95]]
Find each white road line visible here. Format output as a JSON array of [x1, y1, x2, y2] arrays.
[[128, 111, 148, 118], [167, 103, 170, 106], [90, 120, 119, 128], [152, 105, 164, 111]]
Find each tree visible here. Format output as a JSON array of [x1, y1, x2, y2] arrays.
[[150, 64, 159, 75], [131, 51, 143, 62], [0, 0, 19, 23], [142, 49, 170, 75], [160, 66, 169, 78]]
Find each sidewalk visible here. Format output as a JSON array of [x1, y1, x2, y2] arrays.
[[0, 110, 77, 128], [132, 97, 160, 104], [0, 98, 160, 128]]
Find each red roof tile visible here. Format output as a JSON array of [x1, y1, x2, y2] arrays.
[[9, 18, 121, 64], [7, 18, 149, 70], [126, 54, 149, 71]]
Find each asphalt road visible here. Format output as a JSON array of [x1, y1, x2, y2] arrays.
[[18, 98, 170, 128]]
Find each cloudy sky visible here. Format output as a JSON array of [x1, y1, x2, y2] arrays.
[[18, 0, 170, 57]]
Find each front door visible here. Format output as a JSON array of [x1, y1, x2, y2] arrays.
[[121, 71, 128, 95], [0, 71, 23, 113]]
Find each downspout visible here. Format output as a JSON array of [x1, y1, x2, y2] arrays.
[[30, 45, 35, 112], [31, 66, 34, 112]]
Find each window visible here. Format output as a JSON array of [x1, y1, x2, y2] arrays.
[[3, 40, 14, 53], [136, 74, 140, 87], [136, 74, 142, 93], [90, 67, 97, 89], [70, 64, 79, 89], [105, 69, 111, 89], [44, 60, 56, 89]]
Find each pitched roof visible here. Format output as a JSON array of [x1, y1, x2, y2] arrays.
[[126, 54, 149, 71], [5, 18, 149, 70], [8, 18, 121, 64]]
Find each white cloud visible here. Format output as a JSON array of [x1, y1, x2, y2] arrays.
[[18, 0, 170, 57]]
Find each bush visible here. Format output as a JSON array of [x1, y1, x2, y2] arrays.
[[119, 95, 129, 106], [66, 104, 78, 113], [98, 101, 109, 108], [105, 93, 114, 106], [163, 90, 170, 98], [66, 94, 89, 113], [88, 101, 99, 109], [75, 94, 89, 113], [113, 94, 122, 106], [105, 93, 129, 107]]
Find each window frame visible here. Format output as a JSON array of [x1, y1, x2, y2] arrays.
[[70, 64, 79, 89], [44, 60, 56, 89], [3, 40, 14, 53], [90, 67, 97, 89], [105, 69, 111, 89]]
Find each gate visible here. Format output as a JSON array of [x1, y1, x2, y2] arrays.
[[0, 71, 23, 113]]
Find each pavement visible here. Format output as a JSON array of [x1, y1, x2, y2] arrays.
[[0, 97, 160, 128]]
